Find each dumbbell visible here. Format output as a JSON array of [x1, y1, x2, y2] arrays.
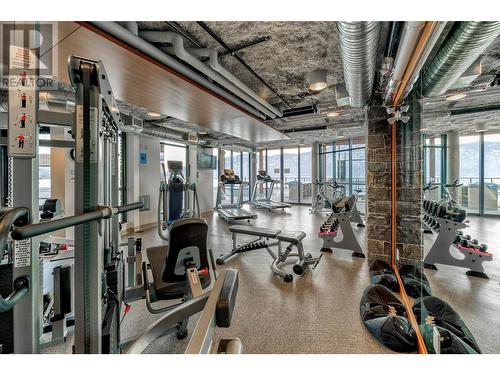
[[459, 239, 488, 253]]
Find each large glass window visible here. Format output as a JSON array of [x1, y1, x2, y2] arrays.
[[483, 133, 500, 215], [267, 149, 281, 201], [321, 138, 366, 201], [39, 133, 51, 202], [459, 135, 480, 214], [161, 142, 187, 179], [241, 152, 250, 201], [283, 148, 299, 203], [423, 135, 445, 200], [212, 148, 219, 205], [300, 146, 312, 204]]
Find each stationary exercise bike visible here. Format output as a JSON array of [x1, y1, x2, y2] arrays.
[[310, 180, 345, 214]]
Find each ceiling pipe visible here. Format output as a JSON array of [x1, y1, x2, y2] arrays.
[[384, 22, 426, 105], [89, 22, 266, 120], [187, 48, 282, 117], [391, 22, 441, 107], [337, 22, 381, 108], [139, 30, 277, 119], [422, 22, 500, 97]]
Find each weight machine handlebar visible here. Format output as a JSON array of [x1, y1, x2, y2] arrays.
[[10, 202, 143, 241], [0, 207, 31, 312]]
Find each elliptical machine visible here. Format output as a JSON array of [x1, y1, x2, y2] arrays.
[[158, 160, 200, 241]]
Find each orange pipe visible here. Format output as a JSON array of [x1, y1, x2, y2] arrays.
[[390, 22, 438, 355]]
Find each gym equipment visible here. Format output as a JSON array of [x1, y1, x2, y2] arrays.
[[122, 218, 242, 354], [0, 202, 143, 353], [414, 296, 481, 354], [423, 216, 493, 278], [216, 168, 257, 224], [318, 195, 365, 257], [216, 225, 322, 282], [422, 184, 492, 278], [310, 180, 343, 214], [360, 284, 417, 353], [250, 170, 290, 211], [158, 160, 200, 241]]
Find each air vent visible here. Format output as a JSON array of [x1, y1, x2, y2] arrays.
[[120, 113, 143, 134], [186, 133, 198, 144], [282, 105, 318, 118]]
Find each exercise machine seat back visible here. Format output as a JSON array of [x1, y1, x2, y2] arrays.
[[146, 218, 211, 299]]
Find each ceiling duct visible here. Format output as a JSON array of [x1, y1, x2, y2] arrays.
[[282, 105, 318, 118], [139, 30, 277, 119], [383, 22, 426, 104], [91, 22, 266, 120], [337, 21, 381, 107], [188, 48, 282, 118], [422, 22, 500, 97]]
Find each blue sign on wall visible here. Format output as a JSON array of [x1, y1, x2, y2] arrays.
[[140, 152, 148, 165]]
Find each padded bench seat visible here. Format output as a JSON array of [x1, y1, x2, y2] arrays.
[[229, 225, 281, 238], [277, 231, 306, 244]]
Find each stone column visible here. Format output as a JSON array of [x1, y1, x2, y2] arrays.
[[366, 93, 423, 265], [366, 97, 392, 263], [396, 92, 423, 265]]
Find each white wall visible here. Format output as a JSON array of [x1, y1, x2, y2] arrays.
[[138, 136, 160, 226]]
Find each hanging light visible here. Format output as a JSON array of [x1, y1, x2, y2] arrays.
[[446, 93, 467, 101], [309, 70, 328, 91], [147, 111, 161, 117], [326, 111, 340, 117], [475, 123, 488, 133]]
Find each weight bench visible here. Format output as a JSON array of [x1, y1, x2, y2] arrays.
[[216, 225, 322, 282]]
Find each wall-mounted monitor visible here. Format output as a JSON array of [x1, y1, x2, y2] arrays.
[[198, 153, 217, 170]]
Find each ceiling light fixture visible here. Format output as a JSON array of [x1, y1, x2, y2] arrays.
[[475, 123, 488, 133], [326, 111, 339, 117], [309, 70, 328, 92], [446, 93, 467, 101], [147, 111, 161, 117]]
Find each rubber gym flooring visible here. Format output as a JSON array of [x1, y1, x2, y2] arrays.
[[42, 206, 500, 354]]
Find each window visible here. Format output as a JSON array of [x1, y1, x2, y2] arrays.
[[267, 149, 281, 201], [161, 141, 187, 179], [459, 135, 480, 214], [300, 146, 312, 204], [423, 135, 445, 200], [484, 133, 500, 215], [241, 152, 250, 201], [212, 148, 219, 205], [39, 133, 51, 203], [283, 147, 299, 203], [320, 138, 367, 211]]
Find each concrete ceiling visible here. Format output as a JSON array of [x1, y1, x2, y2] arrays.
[[120, 22, 500, 146]]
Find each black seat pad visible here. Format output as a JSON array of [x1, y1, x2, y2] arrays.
[[229, 225, 280, 238], [147, 245, 210, 300]]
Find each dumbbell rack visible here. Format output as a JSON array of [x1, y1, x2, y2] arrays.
[[319, 210, 365, 257], [423, 216, 493, 279]]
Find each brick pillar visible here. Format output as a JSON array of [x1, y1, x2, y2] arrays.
[[366, 93, 423, 264], [366, 96, 392, 262], [396, 92, 423, 264]]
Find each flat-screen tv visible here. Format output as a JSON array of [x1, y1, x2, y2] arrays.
[[198, 153, 217, 170]]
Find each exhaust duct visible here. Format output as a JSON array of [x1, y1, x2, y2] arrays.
[[422, 22, 500, 97], [337, 22, 381, 107]]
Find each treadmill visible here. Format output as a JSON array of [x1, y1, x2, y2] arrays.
[[216, 169, 257, 224], [251, 170, 291, 211]]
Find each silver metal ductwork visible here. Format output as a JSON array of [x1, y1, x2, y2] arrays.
[[337, 22, 381, 107], [422, 22, 500, 97], [139, 30, 280, 119]]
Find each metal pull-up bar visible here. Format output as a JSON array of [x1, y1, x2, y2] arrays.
[[10, 202, 143, 241]]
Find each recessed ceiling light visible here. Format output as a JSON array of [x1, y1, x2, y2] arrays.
[[475, 123, 487, 133], [326, 111, 339, 117], [147, 111, 161, 117], [420, 128, 429, 132], [446, 93, 467, 101], [309, 70, 328, 92]]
